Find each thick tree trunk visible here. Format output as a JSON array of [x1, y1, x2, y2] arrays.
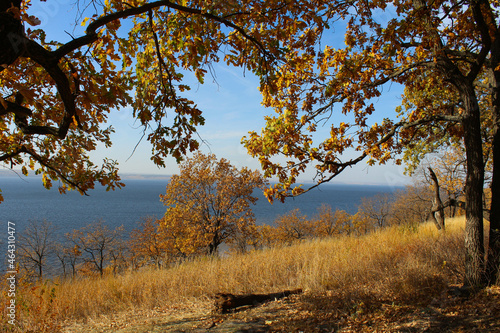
[[485, 64, 500, 285], [487, 117, 500, 285], [461, 87, 486, 287]]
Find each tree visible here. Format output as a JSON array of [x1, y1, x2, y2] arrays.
[[227, 222, 261, 254], [54, 242, 81, 279], [389, 184, 433, 228], [349, 212, 371, 236], [159, 152, 266, 255], [311, 204, 355, 238], [412, 146, 468, 220], [273, 208, 312, 245], [67, 220, 124, 276], [18, 220, 56, 281], [243, 0, 500, 286], [128, 216, 168, 268], [358, 193, 393, 229], [0, 0, 326, 202], [256, 224, 281, 249]]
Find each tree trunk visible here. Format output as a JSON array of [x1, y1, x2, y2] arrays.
[[461, 86, 486, 287], [485, 60, 500, 285], [214, 289, 303, 313], [38, 260, 43, 281], [428, 167, 445, 230], [486, 116, 500, 285]]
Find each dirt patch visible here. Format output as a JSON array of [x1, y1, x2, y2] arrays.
[[61, 285, 500, 333]]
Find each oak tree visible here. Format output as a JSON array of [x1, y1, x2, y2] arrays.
[[0, 0, 326, 201], [54, 242, 82, 278], [358, 193, 393, 229], [312, 204, 347, 238], [243, 0, 500, 286], [389, 183, 433, 228], [159, 152, 266, 255]]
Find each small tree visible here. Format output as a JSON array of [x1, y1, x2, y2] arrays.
[[160, 152, 267, 256], [129, 217, 168, 268], [227, 223, 261, 254], [55, 242, 82, 279], [426, 149, 467, 218], [256, 224, 281, 249], [18, 220, 56, 281], [312, 204, 346, 238], [357, 193, 393, 229], [349, 212, 371, 236], [274, 208, 312, 245], [332, 209, 353, 236], [67, 220, 124, 277], [389, 184, 433, 228]]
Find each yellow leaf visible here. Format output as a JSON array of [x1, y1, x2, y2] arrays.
[[81, 17, 90, 27]]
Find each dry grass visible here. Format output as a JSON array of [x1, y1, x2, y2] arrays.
[[1, 217, 468, 332]]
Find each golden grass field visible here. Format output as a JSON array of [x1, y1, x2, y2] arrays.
[[3, 216, 496, 332]]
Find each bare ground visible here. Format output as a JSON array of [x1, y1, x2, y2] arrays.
[[61, 285, 500, 333]]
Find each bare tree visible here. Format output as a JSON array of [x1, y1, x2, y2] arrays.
[[18, 220, 56, 281], [67, 220, 124, 277], [54, 242, 82, 279], [390, 184, 433, 227], [358, 193, 393, 229]]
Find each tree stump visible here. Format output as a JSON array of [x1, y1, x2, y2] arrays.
[[214, 289, 303, 313]]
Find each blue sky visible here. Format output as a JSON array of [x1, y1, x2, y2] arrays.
[[25, 0, 411, 187]]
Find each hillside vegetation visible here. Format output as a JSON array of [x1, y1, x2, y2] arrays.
[[2, 216, 499, 332]]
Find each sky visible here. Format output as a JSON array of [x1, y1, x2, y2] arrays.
[[23, 0, 411, 188]]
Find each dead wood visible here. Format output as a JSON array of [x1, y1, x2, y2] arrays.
[[214, 288, 303, 313]]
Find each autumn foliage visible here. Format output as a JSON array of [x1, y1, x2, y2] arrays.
[[0, 0, 326, 200], [159, 152, 267, 255]]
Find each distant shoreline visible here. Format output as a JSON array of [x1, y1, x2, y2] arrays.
[[0, 170, 402, 188]]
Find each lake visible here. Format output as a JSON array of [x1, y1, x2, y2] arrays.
[[0, 176, 398, 236]]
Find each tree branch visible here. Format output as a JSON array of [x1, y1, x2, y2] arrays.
[[54, 0, 270, 60], [288, 114, 463, 197], [0, 145, 90, 196]]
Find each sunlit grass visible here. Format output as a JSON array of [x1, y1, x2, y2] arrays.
[[1, 217, 468, 332]]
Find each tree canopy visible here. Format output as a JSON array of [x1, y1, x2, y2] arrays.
[[0, 0, 327, 200], [159, 152, 266, 255], [241, 0, 500, 286]]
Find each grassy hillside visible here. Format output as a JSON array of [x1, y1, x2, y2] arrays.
[[2, 216, 493, 332]]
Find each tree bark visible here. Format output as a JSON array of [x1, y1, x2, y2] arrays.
[[0, 2, 24, 70], [214, 289, 303, 313], [461, 85, 486, 287], [487, 110, 500, 285], [485, 53, 500, 285]]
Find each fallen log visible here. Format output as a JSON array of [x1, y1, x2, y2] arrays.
[[214, 289, 303, 313]]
